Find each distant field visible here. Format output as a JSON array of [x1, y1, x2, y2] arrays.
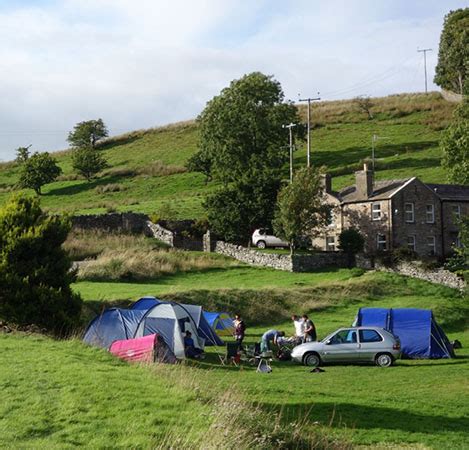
[[0, 92, 456, 218]]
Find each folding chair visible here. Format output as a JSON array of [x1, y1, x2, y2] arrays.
[[219, 342, 240, 366]]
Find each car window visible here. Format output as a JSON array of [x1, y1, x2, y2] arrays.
[[329, 329, 357, 344], [359, 329, 383, 343]]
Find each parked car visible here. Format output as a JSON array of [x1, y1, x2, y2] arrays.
[[252, 229, 289, 249], [291, 326, 401, 368]]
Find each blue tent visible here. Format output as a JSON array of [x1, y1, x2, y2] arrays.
[[203, 311, 234, 336], [355, 308, 454, 359], [131, 297, 224, 346]]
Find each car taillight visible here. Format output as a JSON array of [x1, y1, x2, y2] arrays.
[[393, 342, 400, 350]]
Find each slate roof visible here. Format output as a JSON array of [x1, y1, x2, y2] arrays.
[[426, 184, 469, 201], [338, 178, 411, 203]]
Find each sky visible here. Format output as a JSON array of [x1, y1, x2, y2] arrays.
[[0, 0, 467, 160]]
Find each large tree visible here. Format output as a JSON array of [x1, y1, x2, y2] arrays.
[[434, 8, 469, 94], [197, 72, 303, 183], [67, 118, 109, 149], [72, 146, 108, 181], [273, 167, 332, 255], [18, 152, 62, 195], [205, 170, 280, 243], [0, 195, 82, 334], [441, 96, 469, 184]]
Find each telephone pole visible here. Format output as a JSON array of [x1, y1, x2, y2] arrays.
[[417, 48, 432, 93], [298, 94, 320, 167], [371, 134, 390, 172], [283, 123, 297, 183]]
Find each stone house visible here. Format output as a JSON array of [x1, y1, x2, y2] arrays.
[[314, 164, 469, 257]]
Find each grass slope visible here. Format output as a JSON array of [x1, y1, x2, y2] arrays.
[[0, 92, 456, 218]]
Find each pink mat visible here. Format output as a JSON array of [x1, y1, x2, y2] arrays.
[[109, 334, 156, 363]]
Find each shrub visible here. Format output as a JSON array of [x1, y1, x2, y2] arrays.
[[0, 195, 82, 334]]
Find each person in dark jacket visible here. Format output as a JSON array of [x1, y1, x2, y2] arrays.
[[233, 314, 246, 350], [302, 314, 317, 342]]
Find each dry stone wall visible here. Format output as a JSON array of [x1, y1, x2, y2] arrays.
[[72, 213, 150, 234], [213, 241, 348, 272], [376, 260, 466, 290]]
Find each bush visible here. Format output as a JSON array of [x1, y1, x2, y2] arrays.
[[0, 195, 82, 334]]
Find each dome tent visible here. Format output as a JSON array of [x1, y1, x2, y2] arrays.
[[83, 301, 203, 359], [203, 311, 234, 337], [132, 297, 224, 346], [354, 307, 454, 359]]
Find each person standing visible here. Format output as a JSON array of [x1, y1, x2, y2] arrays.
[[302, 315, 317, 342], [291, 314, 304, 344], [233, 314, 246, 350]]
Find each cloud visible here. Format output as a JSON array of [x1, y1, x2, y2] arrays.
[[0, 0, 466, 160]]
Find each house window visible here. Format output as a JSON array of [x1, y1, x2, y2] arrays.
[[377, 234, 387, 251], [427, 236, 436, 256], [407, 235, 416, 252], [372, 203, 381, 221], [451, 233, 462, 248], [326, 236, 336, 251], [451, 205, 461, 221], [404, 203, 414, 223], [426, 204, 435, 223]]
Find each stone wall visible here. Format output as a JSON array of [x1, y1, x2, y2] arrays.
[[213, 241, 348, 272], [72, 213, 150, 234], [375, 260, 466, 290], [145, 221, 174, 246], [441, 88, 463, 103]]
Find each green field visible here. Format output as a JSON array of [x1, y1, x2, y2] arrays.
[[0, 92, 456, 218], [3, 267, 468, 449]]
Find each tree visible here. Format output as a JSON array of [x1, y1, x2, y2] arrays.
[[441, 98, 469, 184], [338, 228, 365, 267], [0, 195, 82, 334], [205, 171, 280, 244], [15, 145, 31, 164], [186, 149, 212, 183], [18, 152, 62, 195], [72, 146, 108, 181], [273, 168, 332, 255], [67, 118, 109, 149], [434, 8, 469, 94], [197, 72, 303, 183], [354, 96, 374, 119]]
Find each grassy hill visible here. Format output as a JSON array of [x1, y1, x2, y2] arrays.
[[0, 92, 456, 218]]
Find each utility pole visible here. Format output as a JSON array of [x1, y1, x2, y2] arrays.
[[298, 93, 320, 167], [417, 48, 432, 93], [283, 123, 297, 183]]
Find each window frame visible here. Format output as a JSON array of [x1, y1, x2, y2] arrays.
[[451, 205, 461, 222], [425, 204, 435, 224], [377, 233, 387, 251], [427, 236, 436, 256], [404, 202, 414, 223], [406, 235, 416, 252], [372, 202, 382, 221], [326, 236, 336, 251], [359, 329, 384, 343]]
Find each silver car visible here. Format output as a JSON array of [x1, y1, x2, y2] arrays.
[[252, 228, 289, 249], [291, 326, 401, 368]]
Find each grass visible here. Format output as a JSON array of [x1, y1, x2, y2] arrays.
[[0, 92, 457, 218], [2, 266, 468, 448]]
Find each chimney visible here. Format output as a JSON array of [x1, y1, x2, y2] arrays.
[[355, 163, 373, 198], [320, 174, 332, 194]]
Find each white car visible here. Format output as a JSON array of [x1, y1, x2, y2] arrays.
[[291, 326, 401, 368], [252, 229, 289, 249]]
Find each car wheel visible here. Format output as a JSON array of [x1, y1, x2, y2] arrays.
[[375, 353, 393, 367], [256, 241, 266, 249], [303, 353, 321, 367]]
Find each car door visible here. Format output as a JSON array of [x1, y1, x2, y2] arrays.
[[322, 329, 360, 363], [358, 329, 385, 362]]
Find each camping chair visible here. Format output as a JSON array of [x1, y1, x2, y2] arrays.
[[219, 342, 240, 366]]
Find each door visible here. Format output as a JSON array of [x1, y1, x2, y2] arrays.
[[358, 329, 385, 362], [322, 329, 360, 363]]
